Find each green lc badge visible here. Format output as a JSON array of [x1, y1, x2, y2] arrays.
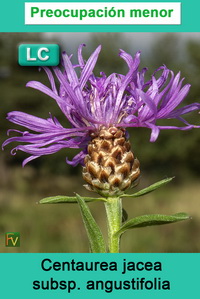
[[18, 44, 60, 66]]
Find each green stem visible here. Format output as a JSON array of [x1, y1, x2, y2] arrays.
[[104, 197, 122, 253]]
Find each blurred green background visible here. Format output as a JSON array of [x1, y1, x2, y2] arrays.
[[0, 32, 200, 253]]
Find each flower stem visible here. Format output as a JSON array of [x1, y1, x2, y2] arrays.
[[104, 197, 122, 253]]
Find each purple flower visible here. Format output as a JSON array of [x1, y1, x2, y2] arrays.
[[3, 45, 200, 166]]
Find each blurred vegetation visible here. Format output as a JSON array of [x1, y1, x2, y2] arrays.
[[0, 32, 200, 252]]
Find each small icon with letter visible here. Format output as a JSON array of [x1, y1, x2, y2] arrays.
[[18, 44, 60, 66], [5, 232, 20, 247]]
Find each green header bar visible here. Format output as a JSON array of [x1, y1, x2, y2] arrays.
[[0, 0, 200, 32]]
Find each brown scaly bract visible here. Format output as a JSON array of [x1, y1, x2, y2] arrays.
[[83, 127, 140, 197]]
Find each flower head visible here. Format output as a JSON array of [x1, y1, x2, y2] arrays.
[[3, 44, 200, 167]]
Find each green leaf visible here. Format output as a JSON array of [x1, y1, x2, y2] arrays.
[[116, 212, 190, 236], [76, 193, 106, 253], [39, 195, 106, 204], [122, 177, 174, 198]]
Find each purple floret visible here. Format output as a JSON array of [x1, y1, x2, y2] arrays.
[[3, 45, 200, 166]]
